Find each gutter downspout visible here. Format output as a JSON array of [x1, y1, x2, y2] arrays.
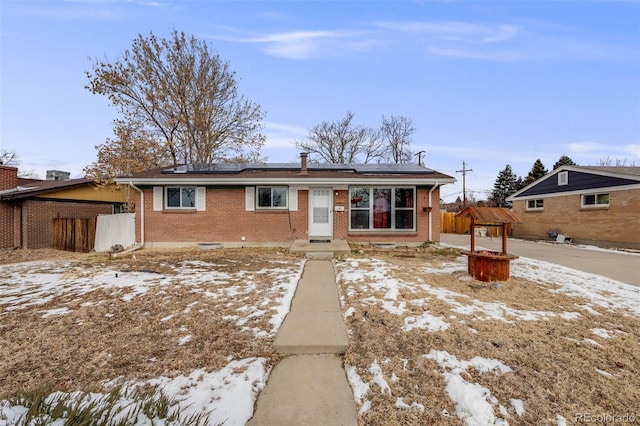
[[428, 182, 439, 242], [129, 182, 144, 247]]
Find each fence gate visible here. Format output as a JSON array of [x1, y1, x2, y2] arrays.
[[52, 218, 96, 252]]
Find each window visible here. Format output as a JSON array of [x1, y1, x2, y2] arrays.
[[166, 187, 196, 209], [526, 199, 544, 210], [349, 187, 415, 231], [582, 193, 609, 208], [257, 187, 288, 209], [558, 171, 568, 186]]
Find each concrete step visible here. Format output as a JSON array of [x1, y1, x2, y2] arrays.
[[247, 355, 357, 426], [289, 239, 351, 257], [274, 311, 348, 354]]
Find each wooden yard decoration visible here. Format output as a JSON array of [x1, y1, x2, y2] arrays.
[[456, 206, 523, 282]]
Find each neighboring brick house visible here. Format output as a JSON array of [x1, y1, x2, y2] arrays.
[[506, 166, 640, 248], [0, 165, 127, 249], [115, 155, 455, 247]]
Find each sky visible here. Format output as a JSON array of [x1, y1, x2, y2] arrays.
[[1, 0, 639, 202]]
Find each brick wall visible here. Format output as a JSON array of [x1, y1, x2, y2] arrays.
[[0, 166, 19, 248], [0, 165, 18, 191], [139, 188, 308, 244], [512, 188, 640, 247], [22, 200, 113, 249], [137, 187, 442, 245]]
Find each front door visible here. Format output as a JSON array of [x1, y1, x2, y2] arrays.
[[308, 188, 333, 241]]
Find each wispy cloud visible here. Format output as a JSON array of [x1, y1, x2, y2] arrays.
[[372, 21, 521, 44], [206, 29, 362, 60], [568, 141, 640, 162], [262, 122, 307, 149], [207, 16, 635, 63]]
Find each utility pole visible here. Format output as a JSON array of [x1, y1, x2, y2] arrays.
[[415, 150, 426, 166], [456, 161, 473, 207]]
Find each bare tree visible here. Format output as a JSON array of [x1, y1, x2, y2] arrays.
[[295, 112, 384, 163], [0, 149, 39, 178], [0, 149, 19, 166], [596, 156, 638, 167], [86, 30, 265, 173], [380, 115, 415, 164]]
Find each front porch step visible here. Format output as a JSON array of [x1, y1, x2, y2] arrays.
[[289, 239, 351, 257]]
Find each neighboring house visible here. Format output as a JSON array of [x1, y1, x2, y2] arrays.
[[114, 154, 455, 247], [0, 165, 128, 249], [506, 166, 640, 248]]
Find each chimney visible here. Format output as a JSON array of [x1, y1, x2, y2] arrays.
[[0, 165, 18, 191], [46, 170, 70, 181], [299, 152, 309, 175]]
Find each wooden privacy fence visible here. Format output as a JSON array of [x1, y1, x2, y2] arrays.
[[440, 212, 510, 237], [53, 218, 96, 252]]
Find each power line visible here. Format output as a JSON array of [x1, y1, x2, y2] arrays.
[[455, 161, 473, 207]]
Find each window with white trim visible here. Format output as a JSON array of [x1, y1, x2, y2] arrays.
[[349, 187, 415, 230], [526, 199, 544, 210], [166, 187, 196, 209], [257, 186, 288, 209], [582, 193, 609, 208]]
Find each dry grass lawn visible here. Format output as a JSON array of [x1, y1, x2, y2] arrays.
[[338, 246, 640, 425], [0, 247, 296, 399], [1, 245, 638, 425]]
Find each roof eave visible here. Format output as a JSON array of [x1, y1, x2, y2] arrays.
[[115, 176, 456, 186]]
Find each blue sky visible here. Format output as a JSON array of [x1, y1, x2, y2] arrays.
[[1, 0, 639, 202]]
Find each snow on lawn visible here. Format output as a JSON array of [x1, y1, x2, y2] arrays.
[[337, 251, 640, 425], [0, 257, 305, 426]]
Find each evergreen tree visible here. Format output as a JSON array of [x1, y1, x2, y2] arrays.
[[522, 159, 548, 187], [553, 155, 577, 170], [491, 164, 519, 207]]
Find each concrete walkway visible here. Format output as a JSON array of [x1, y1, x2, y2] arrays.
[[248, 260, 357, 426], [441, 233, 640, 287]]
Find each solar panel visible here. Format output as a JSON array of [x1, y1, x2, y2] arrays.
[[353, 164, 434, 174], [161, 162, 433, 174]]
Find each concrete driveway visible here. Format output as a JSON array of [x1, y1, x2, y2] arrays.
[[440, 233, 640, 287]]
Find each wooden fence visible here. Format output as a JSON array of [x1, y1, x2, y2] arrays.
[[440, 212, 507, 237], [52, 218, 96, 252]]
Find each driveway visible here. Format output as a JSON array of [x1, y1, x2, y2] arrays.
[[440, 233, 640, 287]]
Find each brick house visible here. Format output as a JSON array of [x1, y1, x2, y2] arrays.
[[506, 165, 640, 248], [115, 155, 455, 247], [0, 165, 127, 249]]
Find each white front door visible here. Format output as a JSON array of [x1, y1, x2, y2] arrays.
[[308, 188, 333, 240]]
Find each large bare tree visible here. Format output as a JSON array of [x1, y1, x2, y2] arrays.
[[380, 115, 415, 164], [86, 30, 265, 174], [295, 112, 384, 164]]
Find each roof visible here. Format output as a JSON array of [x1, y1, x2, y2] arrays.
[[115, 162, 456, 186], [0, 178, 94, 200], [456, 206, 522, 224], [507, 165, 640, 201]]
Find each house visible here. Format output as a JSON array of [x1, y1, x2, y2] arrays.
[[506, 165, 640, 248], [114, 154, 455, 248], [0, 165, 128, 249]]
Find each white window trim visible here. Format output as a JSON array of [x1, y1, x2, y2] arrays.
[[348, 186, 416, 232], [165, 186, 198, 210], [526, 199, 544, 211], [558, 171, 568, 186], [256, 186, 289, 210], [581, 192, 610, 208]]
